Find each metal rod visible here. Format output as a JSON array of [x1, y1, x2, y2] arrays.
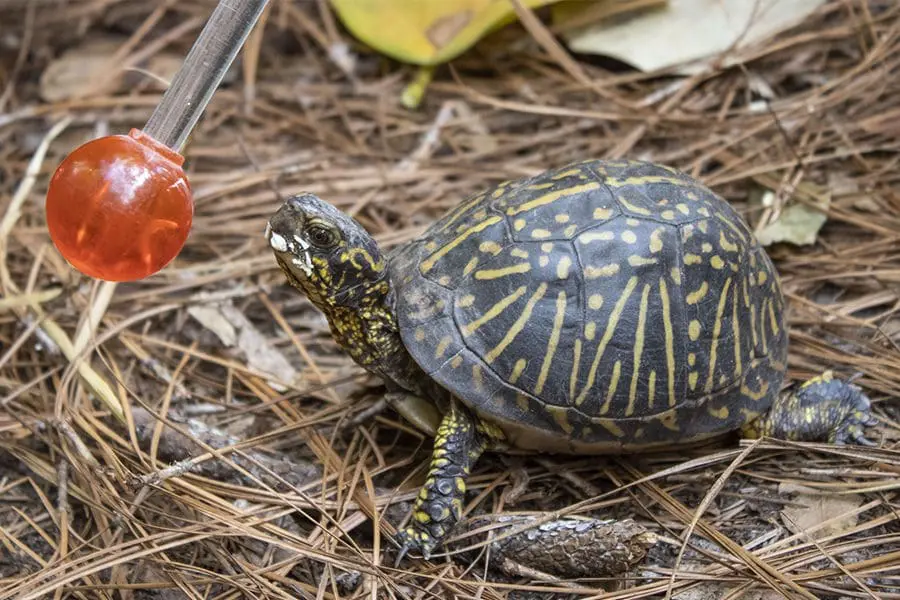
[[143, 0, 269, 151]]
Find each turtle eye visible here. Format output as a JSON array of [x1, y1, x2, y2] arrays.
[[306, 224, 339, 249]]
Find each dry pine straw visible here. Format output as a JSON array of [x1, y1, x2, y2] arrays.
[[1, 0, 900, 598]]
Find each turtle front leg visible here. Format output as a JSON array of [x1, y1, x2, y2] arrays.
[[742, 371, 879, 446], [396, 401, 498, 561]]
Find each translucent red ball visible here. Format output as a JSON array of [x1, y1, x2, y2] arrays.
[[46, 128, 193, 282]]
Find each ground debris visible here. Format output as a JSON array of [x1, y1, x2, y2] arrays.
[[456, 514, 657, 580]]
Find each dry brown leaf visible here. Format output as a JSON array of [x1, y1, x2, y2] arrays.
[[778, 482, 862, 541], [558, 0, 827, 73]]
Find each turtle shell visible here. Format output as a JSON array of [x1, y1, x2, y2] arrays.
[[388, 160, 788, 453]]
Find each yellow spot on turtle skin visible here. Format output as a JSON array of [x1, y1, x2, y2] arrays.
[[689, 371, 699, 390], [507, 182, 601, 216], [528, 182, 555, 190], [676, 203, 690, 215], [546, 405, 574, 434], [661, 210, 676, 220], [569, 339, 582, 399], [670, 267, 682, 285], [697, 220, 709, 234], [618, 196, 651, 216], [629, 255, 657, 267], [598, 360, 623, 414], [511, 248, 529, 259], [564, 224, 578, 238], [705, 278, 733, 393], [463, 286, 527, 335], [758, 271, 768, 285], [557, 256, 572, 279], [539, 255, 550, 267], [532, 229, 552, 239], [464, 257, 478, 276], [415, 511, 431, 524], [422, 216, 502, 273], [451, 355, 464, 369], [684, 254, 702, 265], [425, 241, 438, 252], [688, 352, 696, 366], [701, 242, 713, 253], [621, 231, 638, 244], [689, 320, 701, 341], [699, 207, 711, 217], [709, 405, 730, 419], [435, 336, 452, 359], [626, 218, 640, 227], [455, 477, 466, 493], [659, 278, 677, 407], [541, 242, 554, 252], [473, 209, 488, 220], [585, 322, 597, 340], [585, 264, 620, 278], [415, 328, 426, 341], [485, 283, 548, 363], [588, 294, 604, 310], [473, 365, 484, 392], [474, 263, 531, 280], [479, 241, 502, 255], [555, 214, 570, 223], [710, 256, 725, 270], [649, 228, 664, 253], [458, 294, 475, 308], [514, 218, 527, 231], [438, 275, 452, 286], [593, 207, 613, 220], [627, 284, 652, 417], [577, 277, 638, 406], [578, 230, 615, 244], [536, 291, 567, 394], [687, 282, 708, 305], [509, 358, 527, 384], [492, 186, 507, 199]]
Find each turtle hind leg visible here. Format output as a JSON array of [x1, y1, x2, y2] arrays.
[[395, 402, 499, 562], [742, 371, 879, 446]]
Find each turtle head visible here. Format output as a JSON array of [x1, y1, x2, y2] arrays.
[[266, 193, 387, 309]]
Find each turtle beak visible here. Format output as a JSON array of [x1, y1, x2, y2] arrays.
[[266, 207, 314, 277]]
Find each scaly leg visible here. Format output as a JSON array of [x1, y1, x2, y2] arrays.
[[742, 371, 878, 445], [396, 401, 501, 560]]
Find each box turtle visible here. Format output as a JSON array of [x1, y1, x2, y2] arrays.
[[266, 159, 877, 559]]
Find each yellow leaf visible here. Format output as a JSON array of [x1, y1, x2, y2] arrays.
[[330, 0, 567, 66]]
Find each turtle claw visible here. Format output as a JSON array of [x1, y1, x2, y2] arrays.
[[831, 396, 879, 447], [394, 527, 436, 565]]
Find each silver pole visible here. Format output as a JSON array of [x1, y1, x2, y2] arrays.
[[143, 0, 269, 151]]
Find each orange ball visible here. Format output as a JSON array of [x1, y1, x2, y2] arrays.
[[46, 128, 193, 282]]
